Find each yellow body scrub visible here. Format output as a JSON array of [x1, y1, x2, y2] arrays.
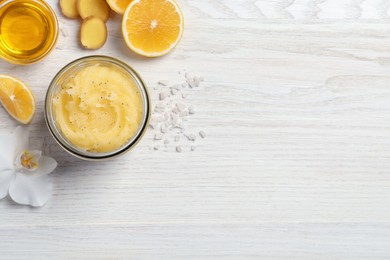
[[53, 64, 143, 153]]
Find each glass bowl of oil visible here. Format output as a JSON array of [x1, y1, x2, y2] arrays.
[[0, 0, 58, 65]]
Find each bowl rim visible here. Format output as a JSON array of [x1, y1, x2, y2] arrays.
[[44, 55, 151, 161], [0, 0, 59, 65]]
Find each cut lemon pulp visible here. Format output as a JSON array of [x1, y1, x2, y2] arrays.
[[122, 0, 184, 57], [106, 0, 133, 14], [0, 75, 36, 124]]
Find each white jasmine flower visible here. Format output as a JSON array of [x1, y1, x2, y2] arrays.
[[0, 126, 57, 207]]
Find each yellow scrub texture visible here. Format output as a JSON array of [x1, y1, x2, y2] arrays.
[[53, 64, 143, 153]]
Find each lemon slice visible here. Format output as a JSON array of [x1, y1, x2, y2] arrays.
[[122, 0, 184, 57], [0, 75, 36, 124], [106, 0, 133, 14]]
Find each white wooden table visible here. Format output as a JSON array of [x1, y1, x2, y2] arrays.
[[1, 0, 390, 258]]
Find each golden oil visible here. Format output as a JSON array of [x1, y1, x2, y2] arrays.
[[0, 0, 58, 65]]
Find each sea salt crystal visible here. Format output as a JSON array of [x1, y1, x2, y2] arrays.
[[182, 83, 188, 88], [199, 131, 206, 139], [60, 28, 68, 37], [171, 113, 178, 121], [179, 111, 189, 117], [189, 106, 195, 115], [171, 89, 178, 95], [186, 134, 197, 142], [193, 76, 201, 87], [173, 122, 184, 129], [164, 112, 170, 120], [154, 145, 160, 150], [171, 114, 178, 125], [164, 139, 170, 145], [191, 146, 196, 151], [158, 80, 169, 86], [176, 146, 182, 153], [171, 84, 181, 90], [187, 79, 196, 88], [182, 93, 188, 99], [176, 103, 186, 112], [161, 124, 168, 134], [156, 102, 165, 108], [154, 103, 165, 113], [153, 115, 164, 122], [159, 91, 169, 100], [154, 133, 163, 140], [172, 107, 179, 114]]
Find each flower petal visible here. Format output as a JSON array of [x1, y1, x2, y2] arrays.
[[15, 150, 42, 172], [0, 170, 14, 199], [34, 156, 57, 176], [9, 173, 52, 207], [0, 131, 16, 170], [13, 126, 29, 159]]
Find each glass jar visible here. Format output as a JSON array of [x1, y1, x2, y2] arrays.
[[0, 0, 59, 65], [45, 56, 151, 160]]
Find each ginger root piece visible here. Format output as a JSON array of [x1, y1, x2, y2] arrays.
[[60, 0, 79, 19], [77, 0, 110, 21], [80, 17, 107, 49]]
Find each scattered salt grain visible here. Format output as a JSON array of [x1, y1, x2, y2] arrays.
[[156, 102, 165, 108], [176, 146, 182, 153], [161, 124, 168, 134], [60, 28, 68, 37], [199, 131, 206, 139], [179, 111, 189, 117], [172, 107, 179, 114], [159, 91, 169, 100], [154, 105, 165, 113], [153, 115, 164, 122], [171, 89, 178, 95], [193, 76, 201, 87], [164, 139, 170, 145], [189, 106, 195, 114], [154, 133, 163, 140], [164, 112, 170, 120], [158, 80, 169, 86], [191, 146, 196, 151], [173, 122, 184, 130], [186, 134, 197, 142], [154, 145, 160, 150], [187, 79, 196, 88], [176, 103, 186, 112], [171, 84, 181, 90]]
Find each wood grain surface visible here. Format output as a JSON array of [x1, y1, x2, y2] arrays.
[[1, 0, 390, 259]]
